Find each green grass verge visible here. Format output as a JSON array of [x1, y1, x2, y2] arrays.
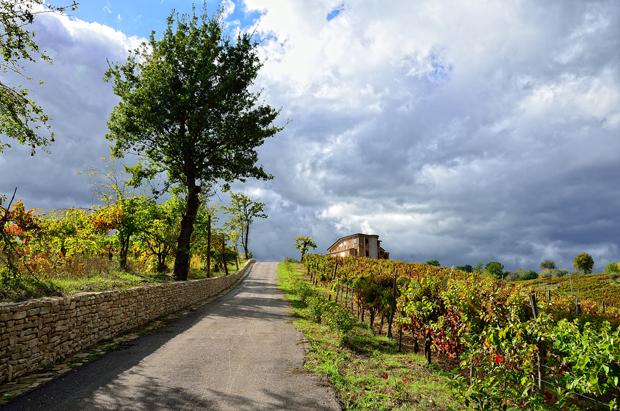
[[276, 261, 460, 411]]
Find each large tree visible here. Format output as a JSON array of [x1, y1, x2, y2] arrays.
[[224, 192, 266, 260], [105, 7, 280, 280], [0, 0, 77, 153]]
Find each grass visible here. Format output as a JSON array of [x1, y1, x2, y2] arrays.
[[518, 272, 620, 307], [0, 259, 248, 303], [276, 261, 459, 410]]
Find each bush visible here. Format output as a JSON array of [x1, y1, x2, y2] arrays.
[[307, 296, 331, 323], [610, 273, 619, 281], [508, 269, 539, 281], [541, 268, 568, 278], [325, 304, 355, 335], [296, 281, 317, 304], [605, 262, 620, 274]]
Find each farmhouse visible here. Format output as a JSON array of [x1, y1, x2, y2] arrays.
[[327, 233, 390, 259]]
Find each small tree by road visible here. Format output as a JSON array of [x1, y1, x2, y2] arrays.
[[223, 192, 266, 260], [573, 252, 594, 274], [295, 235, 316, 262]]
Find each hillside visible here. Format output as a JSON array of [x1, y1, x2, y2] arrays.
[[518, 273, 620, 308]]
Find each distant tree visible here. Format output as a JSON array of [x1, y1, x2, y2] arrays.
[[0, 0, 77, 153], [456, 264, 473, 273], [105, 8, 280, 280], [426, 259, 440, 266], [295, 235, 316, 262], [573, 252, 594, 274], [485, 261, 505, 279], [223, 192, 267, 260], [540, 260, 556, 270]]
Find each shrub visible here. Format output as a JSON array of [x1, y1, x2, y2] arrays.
[[296, 281, 317, 304], [325, 304, 355, 335], [605, 262, 620, 274], [610, 273, 619, 281], [307, 296, 331, 323]]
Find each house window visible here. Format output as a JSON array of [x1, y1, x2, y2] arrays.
[[366, 250, 369, 257]]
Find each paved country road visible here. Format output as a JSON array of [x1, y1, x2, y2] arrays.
[[5, 262, 340, 410]]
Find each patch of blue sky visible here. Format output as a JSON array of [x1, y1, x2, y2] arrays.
[[71, 0, 262, 39], [427, 52, 452, 84], [326, 3, 345, 21]]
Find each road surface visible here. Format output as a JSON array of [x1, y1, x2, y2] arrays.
[[5, 262, 340, 410]]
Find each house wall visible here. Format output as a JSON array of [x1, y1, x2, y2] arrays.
[[0, 261, 254, 385], [368, 236, 379, 258]]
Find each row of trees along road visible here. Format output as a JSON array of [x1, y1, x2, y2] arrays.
[[1, 3, 281, 281]]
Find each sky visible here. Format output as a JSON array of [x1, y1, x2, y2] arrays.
[[0, 0, 619, 271]]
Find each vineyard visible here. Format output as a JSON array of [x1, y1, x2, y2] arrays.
[[305, 254, 620, 410]]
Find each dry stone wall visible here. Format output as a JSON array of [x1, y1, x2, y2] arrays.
[[0, 261, 254, 385]]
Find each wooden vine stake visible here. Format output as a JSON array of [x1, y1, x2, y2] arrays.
[[529, 293, 542, 391]]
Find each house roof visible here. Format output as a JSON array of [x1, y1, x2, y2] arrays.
[[327, 233, 379, 251]]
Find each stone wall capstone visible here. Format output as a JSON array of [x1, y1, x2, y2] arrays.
[[0, 260, 254, 384]]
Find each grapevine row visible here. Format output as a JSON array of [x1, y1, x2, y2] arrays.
[[305, 254, 620, 409]]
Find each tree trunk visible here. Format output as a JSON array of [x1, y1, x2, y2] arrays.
[[157, 255, 167, 273], [174, 185, 200, 281], [206, 214, 211, 278], [243, 223, 250, 259], [222, 237, 229, 276], [119, 233, 130, 271]]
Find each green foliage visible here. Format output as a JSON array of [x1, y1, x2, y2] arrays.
[[325, 304, 355, 336], [574, 252, 594, 274], [485, 261, 504, 279], [551, 319, 620, 404], [605, 262, 620, 275], [307, 295, 331, 323], [507, 268, 538, 281], [295, 235, 317, 262], [456, 264, 473, 273], [541, 259, 557, 270], [305, 254, 620, 409], [277, 261, 459, 410], [223, 192, 267, 260], [137, 196, 184, 272], [105, 7, 280, 280], [0, 0, 77, 153], [426, 259, 440, 266]]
